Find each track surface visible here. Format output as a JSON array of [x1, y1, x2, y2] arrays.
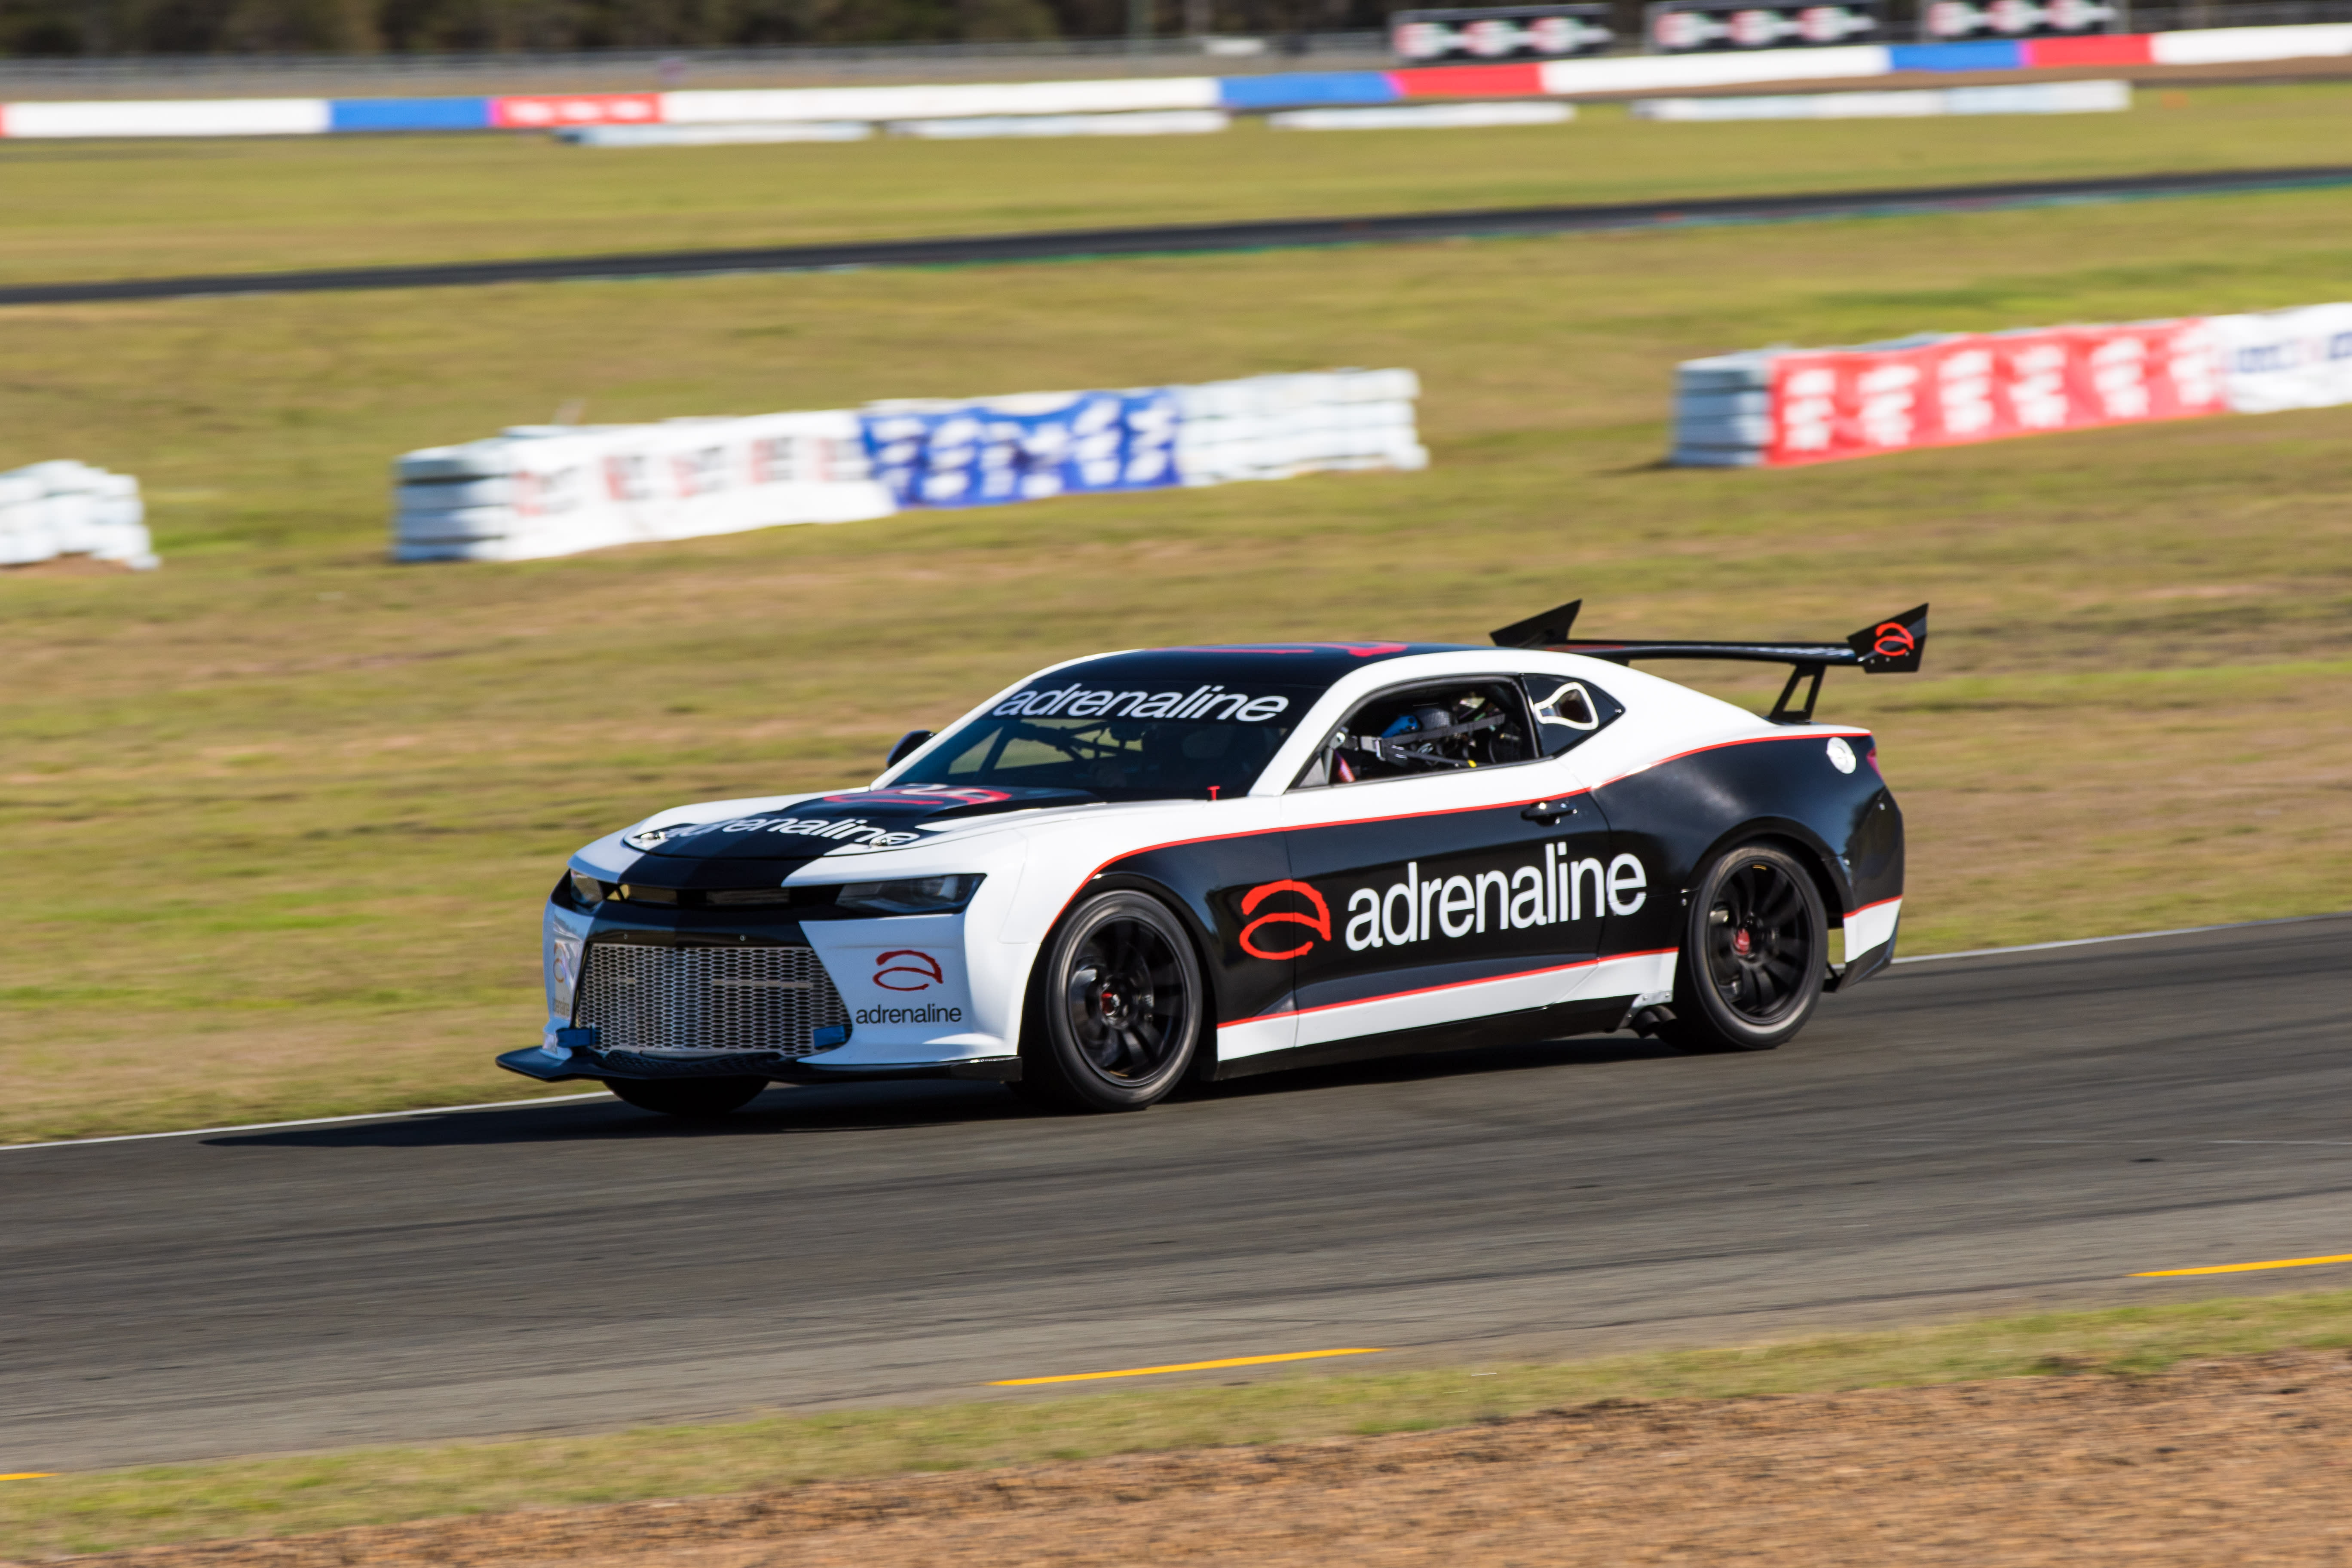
[[6, 165, 2352, 307], [6, 915, 2348, 1471]]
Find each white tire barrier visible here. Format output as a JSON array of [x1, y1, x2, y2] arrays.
[[1174, 370, 1427, 484], [0, 461, 156, 570], [1672, 300, 2352, 466], [1270, 102, 1576, 130], [394, 412, 889, 564], [1633, 79, 2129, 119], [555, 121, 872, 147], [884, 110, 1231, 139], [393, 370, 1424, 562]]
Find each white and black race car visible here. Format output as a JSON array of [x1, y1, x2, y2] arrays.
[[499, 599, 1925, 1115]]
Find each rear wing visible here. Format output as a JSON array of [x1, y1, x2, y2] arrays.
[[1490, 600, 1928, 724]]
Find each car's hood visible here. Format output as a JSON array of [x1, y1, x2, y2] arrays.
[[625, 785, 1102, 861], [570, 786, 1225, 885]]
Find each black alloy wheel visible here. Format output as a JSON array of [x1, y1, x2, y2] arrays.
[[607, 1075, 769, 1118], [1665, 843, 1827, 1053], [1020, 890, 1204, 1112]]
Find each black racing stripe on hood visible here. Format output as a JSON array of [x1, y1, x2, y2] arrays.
[[632, 785, 1096, 860]]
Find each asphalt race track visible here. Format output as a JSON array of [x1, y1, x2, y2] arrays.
[[5, 915, 2347, 1472], [4, 165, 2351, 307]]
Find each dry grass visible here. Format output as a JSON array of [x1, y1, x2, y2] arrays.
[[3, 1290, 2349, 1560]]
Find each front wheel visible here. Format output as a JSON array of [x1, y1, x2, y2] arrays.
[[1019, 890, 1205, 1112], [607, 1075, 769, 1118], [1664, 844, 1827, 1054]]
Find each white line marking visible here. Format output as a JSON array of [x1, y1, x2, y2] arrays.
[[1890, 912, 2344, 965], [0, 1093, 613, 1153]]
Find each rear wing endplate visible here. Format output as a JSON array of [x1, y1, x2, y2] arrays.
[[1490, 600, 1928, 724]]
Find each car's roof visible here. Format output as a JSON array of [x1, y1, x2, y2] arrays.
[[1033, 642, 1478, 691]]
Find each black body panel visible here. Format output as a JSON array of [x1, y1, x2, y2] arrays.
[[1081, 729, 1903, 1079], [1592, 733, 1902, 960]]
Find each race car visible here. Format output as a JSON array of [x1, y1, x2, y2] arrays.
[[498, 599, 1924, 1115]]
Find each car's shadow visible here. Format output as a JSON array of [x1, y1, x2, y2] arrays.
[[207, 1035, 1684, 1151]]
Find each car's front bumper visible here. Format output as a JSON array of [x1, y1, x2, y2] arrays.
[[495, 1043, 1022, 1086]]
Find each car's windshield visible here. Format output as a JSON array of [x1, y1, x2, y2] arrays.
[[894, 654, 1340, 802]]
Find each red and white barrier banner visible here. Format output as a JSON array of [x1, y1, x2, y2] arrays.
[[491, 93, 660, 129], [1673, 302, 2352, 467], [1762, 320, 2223, 465]]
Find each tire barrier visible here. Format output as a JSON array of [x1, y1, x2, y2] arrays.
[[1672, 301, 2352, 466], [4, 23, 2349, 140], [556, 121, 870, 147], [884, 110, 1231, 139], [0, 461, 156, 570], [1269, 101, 1576, 129], [1632, 77, 2128, 119], [392, 370, 1425, 563]]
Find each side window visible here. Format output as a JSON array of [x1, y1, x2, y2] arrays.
[[1518, 674, 1626, 758], [1292, 680, 1537, 790]]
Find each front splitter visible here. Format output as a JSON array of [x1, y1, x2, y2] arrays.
[[495, 1047, 1022, 1087]]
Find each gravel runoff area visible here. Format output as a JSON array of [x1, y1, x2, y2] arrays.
[[26, 1350, 2349, 1568]]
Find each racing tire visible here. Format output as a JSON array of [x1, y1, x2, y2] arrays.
[[1663, 844, 1827, 1054], [1019, 890, 1205, 1113], [606, 1075, 769, 1118]]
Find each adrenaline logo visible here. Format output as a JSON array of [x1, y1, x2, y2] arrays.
[[1237, 881, 1331, 961], [990, 684, 1290, 723], [1868, 621, 1917, 659], [1239, 848, 1648, 961], [874, 949, 945, 992]]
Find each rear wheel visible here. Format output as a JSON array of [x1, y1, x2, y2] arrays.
[[607, 1075, 769, 1118], [1665, 844, 1826, 1054], [1019, 891, 1204, 1112]]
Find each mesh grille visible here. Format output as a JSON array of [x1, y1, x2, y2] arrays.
[[576, 943, 850, 1057]]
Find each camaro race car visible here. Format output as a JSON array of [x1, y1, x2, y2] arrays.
[[499, 599, 1926, 1115]]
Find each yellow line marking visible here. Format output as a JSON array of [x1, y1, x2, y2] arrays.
[[0, 1474, 55, 1482], [991, 1348, 1386, 1386], [2136, 1252, 2352, 1277]]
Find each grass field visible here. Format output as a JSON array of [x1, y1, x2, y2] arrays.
[[3, 106, 2350, 1145], [4, 1289, 2350, 1558], [3, 83, 2352, 284]]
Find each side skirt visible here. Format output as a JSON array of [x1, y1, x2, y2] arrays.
[[1824, 927, 1898, 994], [1209, 997, 1637, 1081]]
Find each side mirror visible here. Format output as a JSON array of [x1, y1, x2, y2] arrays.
[[885, 729, 934, 767]]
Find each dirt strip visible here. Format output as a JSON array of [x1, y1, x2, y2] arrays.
[[26, 1350, 2352, 1568]]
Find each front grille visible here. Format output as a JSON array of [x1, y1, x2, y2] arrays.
[[575, 943, 850, 1057]]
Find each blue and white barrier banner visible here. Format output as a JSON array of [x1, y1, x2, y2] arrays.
[[0, 460, 155, 570], [392, 370, 1422, 561], [2210, 303, 2352, 414], [9, 24, 2352, 140], [861, 389, 1180, 509]]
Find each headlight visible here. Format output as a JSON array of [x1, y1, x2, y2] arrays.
[[568, 869, 605, 906], [548, 926, 585, 1013], [834, 873, 984, 916]]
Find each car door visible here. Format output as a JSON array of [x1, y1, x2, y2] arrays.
[[1273, 671, 1623, 1057]]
